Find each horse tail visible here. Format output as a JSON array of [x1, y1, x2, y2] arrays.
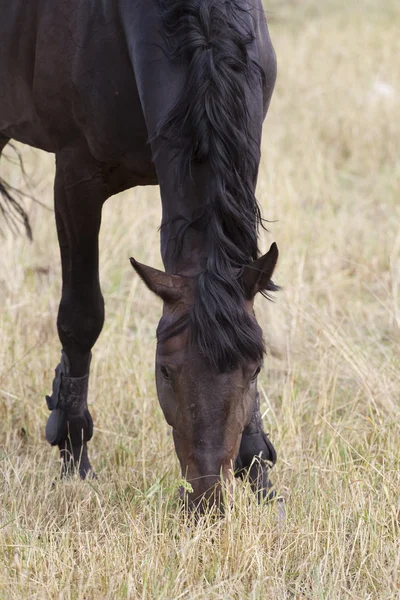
[[0, 180, 32, 240], [158, 0, 274, 371], [0, 139, 32, 240]]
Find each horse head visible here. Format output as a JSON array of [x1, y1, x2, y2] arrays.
[[131, 242, 278, 511]]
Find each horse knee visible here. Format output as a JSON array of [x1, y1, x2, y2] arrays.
[[57, 293, 105, 352]]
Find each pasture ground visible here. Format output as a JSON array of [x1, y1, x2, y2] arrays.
[[0, 0, 399, 598]]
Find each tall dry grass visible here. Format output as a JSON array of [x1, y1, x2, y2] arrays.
[[0, 1, 399, 598]]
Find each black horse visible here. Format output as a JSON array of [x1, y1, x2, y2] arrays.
[[0, 0, 278, 509]]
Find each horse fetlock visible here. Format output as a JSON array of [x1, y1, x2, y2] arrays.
[[236, 430, 277, 470], [65, 409, 93, 446], [235, 430, 277, 501], [45, 350, 93, 446], [248, 458, 276, 502]]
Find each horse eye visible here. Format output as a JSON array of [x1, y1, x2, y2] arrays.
[[160, 365, 170, 381], [251, 366, 261, 381]]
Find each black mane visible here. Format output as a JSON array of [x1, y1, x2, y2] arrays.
[[157, 0, 272, 371]]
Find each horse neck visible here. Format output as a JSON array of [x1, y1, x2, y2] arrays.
[[160, 215, 208, 277]]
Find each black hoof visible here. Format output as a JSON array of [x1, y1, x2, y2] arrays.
[[59, 441, 96, 480]]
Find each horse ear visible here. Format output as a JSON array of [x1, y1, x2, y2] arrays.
[[241, 242, 279, 299], [130, 258, 185, 304]]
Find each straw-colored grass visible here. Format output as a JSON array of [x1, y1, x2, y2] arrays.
[[0, 1, 399, 598]]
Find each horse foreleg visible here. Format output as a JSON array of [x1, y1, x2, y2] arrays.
[[235, 391, 277, 501], [45, 142, 107, 478]]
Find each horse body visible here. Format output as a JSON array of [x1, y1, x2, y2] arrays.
[[0, 0, 278, 510], [0, 2, 155, 178]]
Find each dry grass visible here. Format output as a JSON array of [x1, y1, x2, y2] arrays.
[[0, 1, 399, 598]]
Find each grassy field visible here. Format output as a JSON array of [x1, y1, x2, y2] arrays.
[[1, 1, 399, 598]]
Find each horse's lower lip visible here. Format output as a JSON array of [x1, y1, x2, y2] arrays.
[[177, 475, 235, 513], [179, 492, 225, 517]]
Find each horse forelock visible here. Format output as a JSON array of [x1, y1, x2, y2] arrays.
[[157, 0, 269, 371], [157, 268, 270, 373], [191, 269, 265, 371]]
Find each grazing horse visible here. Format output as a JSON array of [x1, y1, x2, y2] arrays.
[[0, 0, 278, 510]]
